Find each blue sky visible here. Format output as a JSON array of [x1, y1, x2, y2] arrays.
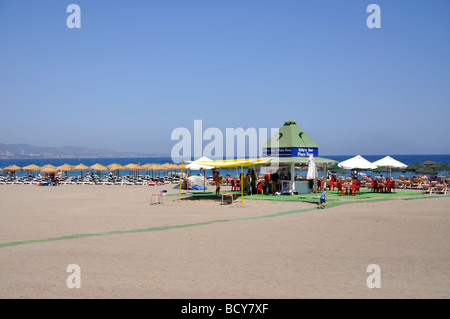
[[1, 0, 449, 156]]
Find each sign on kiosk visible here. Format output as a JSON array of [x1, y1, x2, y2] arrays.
[[263, 147, 318, 158]]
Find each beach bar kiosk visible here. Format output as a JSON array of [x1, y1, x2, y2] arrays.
[[262, 119, 337, 194]]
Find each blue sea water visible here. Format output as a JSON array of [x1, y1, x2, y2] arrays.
[[1, 154, 449, 178]]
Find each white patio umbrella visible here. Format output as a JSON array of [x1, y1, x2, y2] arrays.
[[307, 155, 318, 193], [338, 155, 377, 180], [185, 156, 214, 192], [372, 156, 407, 179], [372, 156, 407, 169], [338, 155, 377, 170], [307, 155, 318, 179], [185, 156, 215, 171]]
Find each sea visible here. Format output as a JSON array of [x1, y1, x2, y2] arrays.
[[1, 154, 449, 178]]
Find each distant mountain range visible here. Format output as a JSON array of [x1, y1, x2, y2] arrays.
[[0, 143, 167, 159]]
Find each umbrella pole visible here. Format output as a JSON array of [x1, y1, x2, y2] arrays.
[[241, 165, 244, 204], [178, 161, 184, 203]]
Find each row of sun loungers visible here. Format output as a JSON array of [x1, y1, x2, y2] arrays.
[[354, 177, 448, 195], [421, 183, 447, 194], [362, 179, 447, 194], [361, 177, 448, 189], [0, 175, 181, 186], [395, 179, 449, 191]]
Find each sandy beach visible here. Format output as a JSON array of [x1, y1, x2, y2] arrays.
[[0, 184, 449, 299]]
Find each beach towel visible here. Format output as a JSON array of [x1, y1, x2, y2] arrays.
[[191, 185, 207, 190]]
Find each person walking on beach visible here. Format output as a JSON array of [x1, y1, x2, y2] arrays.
[[246, 170, 253, 195], [271, 171, 279, 193], [245, 174, 252, 195], [213, 170, 221, 196], [251, 169, 257, 194], [318, 188, 327, 209]]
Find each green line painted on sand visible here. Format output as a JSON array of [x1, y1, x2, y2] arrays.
[[0, 205, 327, 248], [0, 194, 447, 249], [0, 219, 231, 248], [402, 194, 450, 200]]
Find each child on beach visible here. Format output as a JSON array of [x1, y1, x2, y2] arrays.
[[318, 188, 327, 209]]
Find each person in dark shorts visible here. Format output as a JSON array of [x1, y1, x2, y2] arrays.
[[318, 188, 327, 209]]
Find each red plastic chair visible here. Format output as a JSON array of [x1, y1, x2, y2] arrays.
[[386, 180, 395, 193], [256, 181, 263, 194], [350, 181, 358, 196], [377, 182, 384, 193], [389, 180, 395, 192], [384, 180, 390, 192], [336, 182, 344, 196], [231, 179, 238, 192], [317, 179, 323, 191]]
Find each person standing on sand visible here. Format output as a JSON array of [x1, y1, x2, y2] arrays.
[[318, 188, 327, 209], [251, 169, 257, 194], [264, 171, 271, 195], [213, 170, 221, 196], [246, 170, 253, 195]]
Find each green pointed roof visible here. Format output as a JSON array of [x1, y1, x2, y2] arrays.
[[263, 119, 319, 149]]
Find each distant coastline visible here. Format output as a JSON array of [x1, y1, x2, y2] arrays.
[[0, 143, 169, 159], [1, 143, 448, 163]]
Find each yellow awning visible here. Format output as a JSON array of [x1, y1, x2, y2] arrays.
[[189, 157, 273, 168]]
